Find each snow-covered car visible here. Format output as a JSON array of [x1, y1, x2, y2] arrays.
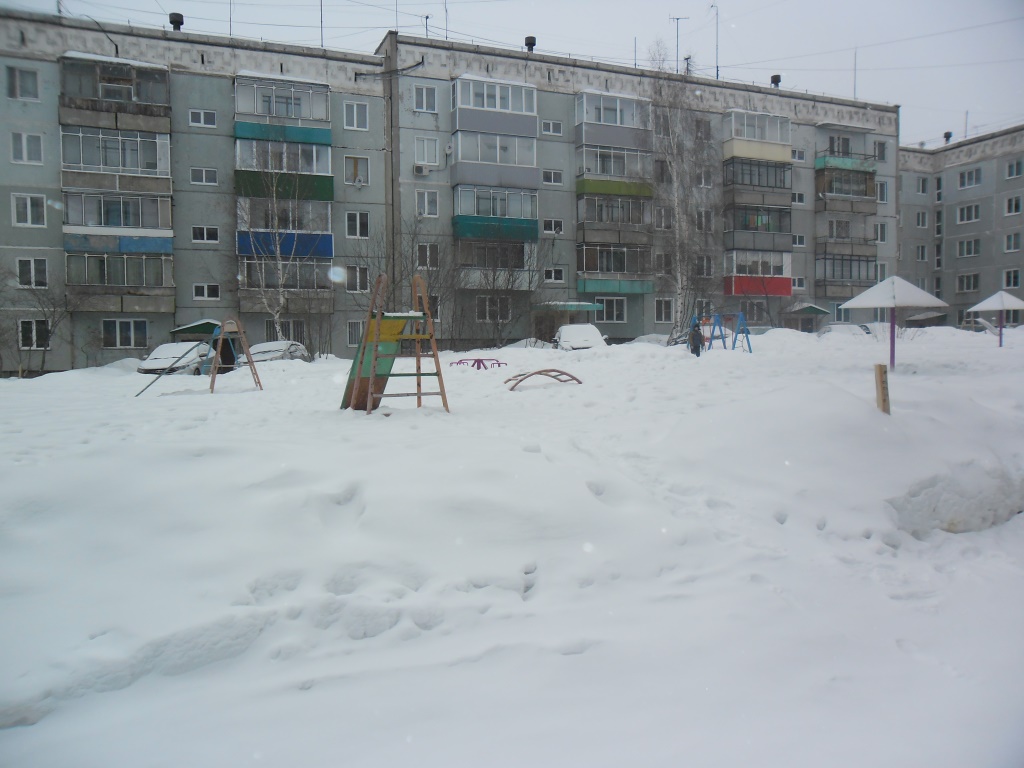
[[240, 340, 312, 364], [816, 323, 872, 337], [552, 324, 608, 350], [137, 342, 211, 375]]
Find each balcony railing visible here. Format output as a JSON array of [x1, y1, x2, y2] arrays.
[[814, 149, 876, 173]]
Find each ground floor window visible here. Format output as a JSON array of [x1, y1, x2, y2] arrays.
[[347, 320, 364, 347], [596, 296, 625, 323], [655, 298, 673, 323], [831, 303, 851, 323], [739, 301, 767, 322], [476, 295, 511, 322], [19, 319, 49, 349], [102, 319, 148, 348], [266, 319, 305, 343]]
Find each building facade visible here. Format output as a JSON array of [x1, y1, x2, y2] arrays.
[[11, 9, 1016, 374], [898, 127, 1024, 326]]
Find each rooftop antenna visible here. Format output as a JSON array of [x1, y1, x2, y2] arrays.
[[424, 14, 429, 37], [319, 0, 323, 47], [444, 0, 448, 39], [669, 15, 689, 74], [711, 3, 719, 79]]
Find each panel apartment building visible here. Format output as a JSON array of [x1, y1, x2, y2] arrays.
[[3, 8, 905, 373], [898, 126, 1024, 327]]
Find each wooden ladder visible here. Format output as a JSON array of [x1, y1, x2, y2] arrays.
[[346, 274, 449, 414]]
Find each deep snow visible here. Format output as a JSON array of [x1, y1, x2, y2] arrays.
[[1, 326, 1023, 767]]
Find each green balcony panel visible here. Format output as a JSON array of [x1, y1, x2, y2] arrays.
[[575, 179, 654, 197], [235, 170, 334, 201], [577, 277, 654, 294], [451, 215, 539, 242], [234, 121, 333, 146], [814, 156, 877, 173]]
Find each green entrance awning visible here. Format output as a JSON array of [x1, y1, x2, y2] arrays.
[[532, 301, 604, 312], [786, 302, 830, 316]]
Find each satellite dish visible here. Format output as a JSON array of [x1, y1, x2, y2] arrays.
[[354, 176, 365, 188], [445, 143, 454, 155]]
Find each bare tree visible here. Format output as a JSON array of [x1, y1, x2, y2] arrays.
[[0, 263, 84, 374], [647, 43, 722, 343]]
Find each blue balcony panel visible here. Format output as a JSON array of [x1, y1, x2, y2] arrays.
[[236, 231, 334, 259]]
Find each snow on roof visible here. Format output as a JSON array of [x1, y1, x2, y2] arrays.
[[968, 291, 1024, 313], [841, 276, 949, 309], [235, 69, 329, 87], [62, 51, 168, 70], [453, 73, 535, 88]]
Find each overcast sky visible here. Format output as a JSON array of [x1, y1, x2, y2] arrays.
[[5, 0, 1023, 147]]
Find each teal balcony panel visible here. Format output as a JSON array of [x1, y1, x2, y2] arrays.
[[577, 277, 653, 294], [234, 121, 333, 146], [451, 215, 539, 242]]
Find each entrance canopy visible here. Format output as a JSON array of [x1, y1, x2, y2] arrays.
[[786, 302, 830, 316], [170, 319, 221, 337]]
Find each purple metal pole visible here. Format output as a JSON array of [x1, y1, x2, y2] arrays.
[[999, 310, 1004, 348], [889, 307, 896, 369]]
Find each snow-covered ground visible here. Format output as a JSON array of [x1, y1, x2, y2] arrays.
[[1, 326, 1023, 768]]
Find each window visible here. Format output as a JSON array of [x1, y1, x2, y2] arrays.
[[189, 109, 216, 127], [458, 132, 536, 167], [455, 78, 536, 114], [454, 186, 537, 219], [956, 273, 979, 293], [873, 141, 887, 162], [416, 190, 438, 217], [916, 245, 927, 261], [575, 93, 647, 127], [1007, 159, 1023, 179], [696, 209, 713, 233], [102, 319, 147, 348], [460, 240, 528, 270], [193, 283, 220, 300], [17, 258, 47, 288], [828, 219, 851, 239], [832, 303, 851, 323], [875, 181, 888, 203], [957, 204, 980, 224], [874, 222, 887, 243], [190, 167, 218, 185], [1006, 233, 1021, 253], [652, 253, 671, 274], [541, 120, 563, 136], [346, 211, 369, 238], [723, 158, 791, 189], [414, 85, 437, 113], [343, 101, 369, 130], [957, 238, 981, 257], [655, 207, 672, 230], [12, 132, 42, 164], [935, 243, 943, 268], [344, 156, 369, 185], [791, 148, 805, 162], [596, 297, 625, 323], [935, 177, 942, 202], [655, 298, 673, 324], [67, 253, 172, 287], [415, 136, 439, 165], [1007, 196, 1022, 216], [791, 192, 805, 204], [476, 295, 511, 322], [192, 226, 218, 242], [792, 276, 806, 290], [235, 77, 328, 120], [542, 218, 563, 234], [916, 211, 928, 228], [237, 198, 330, 232], [266, 319, 306, 344], [935, 210, 943, 236], [695, 118, 712, 141], [934, 276, 942, 298], [346, 265, 369, 292], [916, 177, 928, 194], [793, 234, 806, 247], [12, 194, 45, 226], [724, 111, 790, 142], [542, 169, 563, 185], [19, 319, 48, 349], [958, 168, 982, 188], [235, 139, 331, 175], [543, 267, 564, 283], [877, 263, 888, 282], [697, 168, 713, 188], [7, 67, 38, 99], [347, 320, 364, 347], [1004, 269, 1020, 289], [417, 242, 439, 269], [739, 301, 766, 322], [828, 135, 852, 157]]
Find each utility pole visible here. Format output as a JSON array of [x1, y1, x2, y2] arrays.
[[424, 14, 430, 37], [711, 3, 719, 79], [669, 15, 689, 74]]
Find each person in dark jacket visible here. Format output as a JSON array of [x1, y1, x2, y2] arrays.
[[689, 322, 704, 357]]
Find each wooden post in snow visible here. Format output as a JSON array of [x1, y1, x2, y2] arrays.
[[874, 364, 890, 415]]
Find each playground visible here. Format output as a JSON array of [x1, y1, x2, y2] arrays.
[[1, 325, 1023, 768]]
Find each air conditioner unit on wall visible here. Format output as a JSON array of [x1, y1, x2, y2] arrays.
[[414, 164, 428, 176]]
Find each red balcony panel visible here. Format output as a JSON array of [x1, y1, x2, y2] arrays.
[[724, 275, 792, 297]]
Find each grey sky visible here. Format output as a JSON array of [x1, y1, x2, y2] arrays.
[[4, 0, 1022, 146]]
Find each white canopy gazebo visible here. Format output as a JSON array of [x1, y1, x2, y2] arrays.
[[841, 277, 949, 369], [967, 291, 1024, 347]]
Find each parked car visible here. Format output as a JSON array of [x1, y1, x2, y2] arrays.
[[240, 340, 312, 364], [552, 324, 608, 350], [137, 342, 211, 375], [816, 323, 872, 337]]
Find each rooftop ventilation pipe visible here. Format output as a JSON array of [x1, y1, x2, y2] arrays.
[[169, 13, 184, 31], [944, 131, 953, 144], [770, 74, 781, 88], [525, 36, 536, 53]]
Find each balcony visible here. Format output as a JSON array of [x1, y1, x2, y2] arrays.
[[814, 149, 876, 173], [451, 215, 538, 242], [66, 284, 175, 314], [235, 170, 334, 201], [723, 231, 794, 252], [576, 245, 656, 294], [814, 236, 877, 258], [238, 289, 334, 315], [814, 252, 879, 299], [722, 111, 791, 163], [723, 275, 792, 298], [236, 231, 334, 259]]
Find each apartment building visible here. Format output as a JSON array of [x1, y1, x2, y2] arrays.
[[898, 126, 1024, 326], [2, 9, 907, 373]]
